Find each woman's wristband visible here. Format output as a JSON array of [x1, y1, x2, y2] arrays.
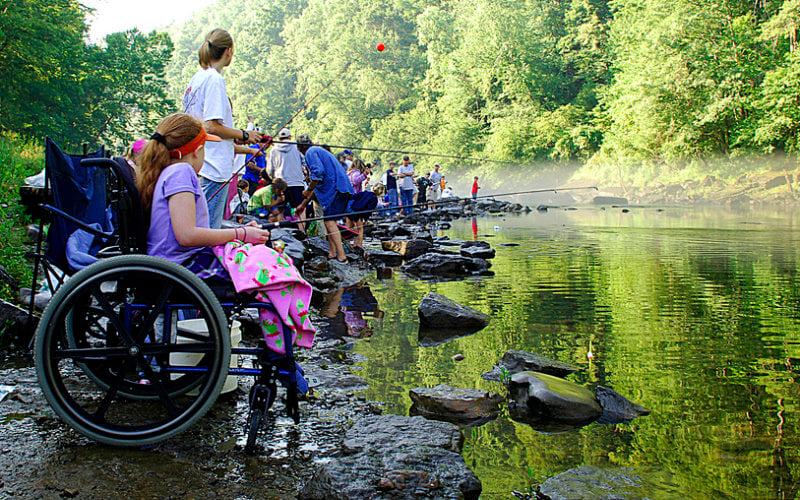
[[241, 129, 247, 141]]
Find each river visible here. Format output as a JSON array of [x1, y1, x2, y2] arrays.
[[347, 205, 800, 498]]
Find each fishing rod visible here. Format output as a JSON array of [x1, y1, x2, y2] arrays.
[[208, 59, 356, 202], [257, 185, 598, 229], [271, 140, 516, 165]]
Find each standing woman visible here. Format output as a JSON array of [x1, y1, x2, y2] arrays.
[[183, 28, 262, 228]]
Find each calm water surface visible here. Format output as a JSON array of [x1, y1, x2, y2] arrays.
[[337, 206, 800, 499]]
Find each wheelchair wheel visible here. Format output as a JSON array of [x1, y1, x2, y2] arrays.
[[34, 255, 231, 446]]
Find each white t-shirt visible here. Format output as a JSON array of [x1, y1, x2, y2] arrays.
[[183, 67, 234, 182], [398, 164, 415, 190]]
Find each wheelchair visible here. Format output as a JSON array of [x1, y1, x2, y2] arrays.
[[23, 139, 304, 450]]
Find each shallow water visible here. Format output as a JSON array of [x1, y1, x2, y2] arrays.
[[350, 206, 800, 499]]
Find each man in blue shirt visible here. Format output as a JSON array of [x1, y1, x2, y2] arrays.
[[297, 143, 355, 262]]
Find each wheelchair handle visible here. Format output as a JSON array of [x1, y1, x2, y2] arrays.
[[81, 158, 119, 169]]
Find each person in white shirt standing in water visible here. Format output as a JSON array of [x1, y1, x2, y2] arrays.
[[183, 28, 262, 228]]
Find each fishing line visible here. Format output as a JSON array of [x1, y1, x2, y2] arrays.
[[271, 140, 516, 165], [258, 186, 598, 229], [208, 58, 357, 202]]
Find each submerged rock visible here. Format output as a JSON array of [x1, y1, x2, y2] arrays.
[[482, 350, 578, 382], [299, 414, 481, 500], [409, 385, 504, 425], [537, 466, 665, 500], [594, 386, 650, 424], [592, 196, 628, 205], [507, 372, 602, 431], [418, 293, 490, 330]]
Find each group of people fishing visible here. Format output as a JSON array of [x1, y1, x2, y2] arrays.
[[123, 28, 489, 355], [125, 28, 482, 274]]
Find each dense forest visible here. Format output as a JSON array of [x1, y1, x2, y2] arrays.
[[164, 0, 800, 175], [1, 0, 799, 170]]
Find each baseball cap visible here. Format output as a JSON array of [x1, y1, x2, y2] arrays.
[[343, 149, 353, 156], [277, 128, 291, 139]]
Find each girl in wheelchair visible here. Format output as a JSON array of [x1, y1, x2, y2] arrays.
[[136, 113, 316, 354]]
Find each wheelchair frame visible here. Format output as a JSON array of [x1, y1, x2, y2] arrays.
[[25, 150, 302, 450]]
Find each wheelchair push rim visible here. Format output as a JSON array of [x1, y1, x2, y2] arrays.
[[34, 255, 231, 447]]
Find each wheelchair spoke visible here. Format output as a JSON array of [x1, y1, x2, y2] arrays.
[[135, 283, 174, 344], [138, 359, 179, 417], [89, 284, 135, 345], [93, 358, 136, 422]]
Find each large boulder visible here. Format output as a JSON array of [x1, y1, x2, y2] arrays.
[[594, 386, 650, 424], [299, 414, 481, 500], [402, 253, 491, 277], [418, 293, 490, 330], [409, 385, 504, 425], [482, 350, 578, 382], [382, 239, 432, 259], [507, 372, 602, 431]]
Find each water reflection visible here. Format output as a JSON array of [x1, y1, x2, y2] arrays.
[[350, 207, 800, 499], [317, 285, 383, 340]]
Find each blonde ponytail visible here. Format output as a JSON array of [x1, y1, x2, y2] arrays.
[[198, 29, 233, 69]]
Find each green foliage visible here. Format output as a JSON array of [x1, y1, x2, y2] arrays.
[[0, 135, 40, 301], [0, 0, 175, 150]]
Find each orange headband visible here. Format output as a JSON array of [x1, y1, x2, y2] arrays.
[[169, 128, 210, 159]]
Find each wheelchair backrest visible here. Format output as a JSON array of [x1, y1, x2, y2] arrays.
[[44, 138, 107, 272]]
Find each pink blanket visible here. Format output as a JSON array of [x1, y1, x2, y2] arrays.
[[212, 241, 315, 354]]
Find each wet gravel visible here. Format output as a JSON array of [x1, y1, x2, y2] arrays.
[[0, 333, 381, 498]]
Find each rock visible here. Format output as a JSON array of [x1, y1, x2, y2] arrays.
[[460, 245, 496, 260], [305, 256, 329, 273], [592, 196, 628, 205], [418, 293, 490, 330], [537, 466, 666, 500], [385, 223, 412, 237], [0, 299, 32, 341], [305, 236, 331, 257], [432, 236, 465, 247], [381, 239, 432, 259], [409, 385, 504, 424], [364, 248, 403, 266], [507, 372, 602, 431], [461, 240, 490, 249], [18, 288, 51, 310], [0, 266, 18, 292], [482, 350, 578, 382], [326, 260, 371, 288], [26, 224, 41, 243], [269, 228, 305, 266], [452, 354, 465, 361], [594, 386, 650, 424], [299, 414, 481, 500], [402, 253, 490, 277]]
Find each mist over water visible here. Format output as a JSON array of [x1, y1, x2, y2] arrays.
[[347, 206, 800, 498]]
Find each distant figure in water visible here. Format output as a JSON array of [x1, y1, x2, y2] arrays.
[[472, 176, 480, 200]]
